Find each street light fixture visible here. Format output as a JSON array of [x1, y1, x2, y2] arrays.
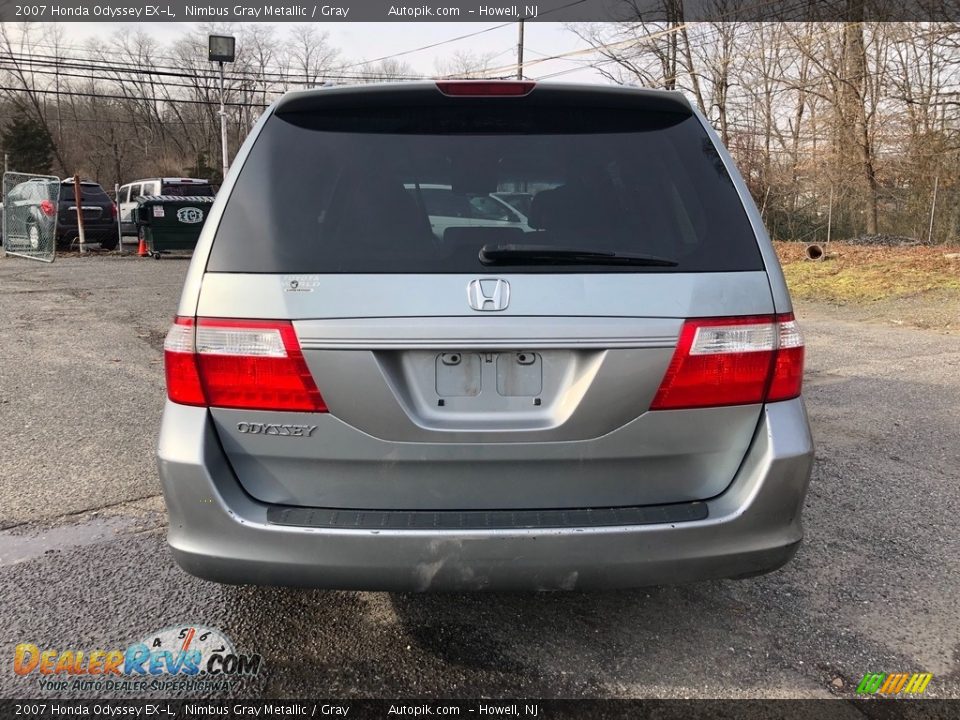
[[209, 35, 236, 183]]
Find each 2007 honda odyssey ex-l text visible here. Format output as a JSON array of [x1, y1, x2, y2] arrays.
[[157, 81, 814, 591]]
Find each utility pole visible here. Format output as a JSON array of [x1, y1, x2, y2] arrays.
[[516, 20, 525, 80], [219, 60, 229, 182], [55, 58, 63, 146], [208, 35, 236, 183]]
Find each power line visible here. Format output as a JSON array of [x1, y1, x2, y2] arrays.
[[0, 60, 259, 96], [7, 27, 499, 77], [0, 50, 428, 84], [1, 36, 376, 82], [338, 23, 514, 69], [0, 114, 212, 126], [2, 20, 541, 81], [0, 84, 269, 108], [0, 59, 424, 92]]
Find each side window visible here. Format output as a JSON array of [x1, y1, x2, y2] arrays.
[[132, 184, 143, 199], [120, 186, 131, 203]]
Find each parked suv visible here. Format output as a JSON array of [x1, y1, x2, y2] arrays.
[[158, 81, 814, 591], [118, 178, 214, 235], [1, 178, 118, 250]]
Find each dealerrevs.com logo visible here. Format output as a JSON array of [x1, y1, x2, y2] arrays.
[[856, 672, 933, 695], [13, 625, 262, 693]]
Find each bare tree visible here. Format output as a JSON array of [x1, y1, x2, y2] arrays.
[[286, 25, 341, 87], [434, 50, 498, 78], [358, 58, 417, 83]]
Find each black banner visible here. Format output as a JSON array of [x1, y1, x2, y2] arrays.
[[1, 0, 960, 23], [0, 700, 959, 720]]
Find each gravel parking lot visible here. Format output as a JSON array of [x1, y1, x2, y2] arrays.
[[0, 253, 958, 700]]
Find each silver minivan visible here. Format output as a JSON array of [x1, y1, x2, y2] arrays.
[[157, 81, 814, 591]]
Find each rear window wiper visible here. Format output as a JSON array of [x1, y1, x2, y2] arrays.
[[479, 244, 678, 267]]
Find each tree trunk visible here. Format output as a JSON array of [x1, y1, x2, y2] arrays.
[[843, 14, 879, 235]]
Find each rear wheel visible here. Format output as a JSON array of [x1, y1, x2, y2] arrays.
[[99, 234, 118, 251]]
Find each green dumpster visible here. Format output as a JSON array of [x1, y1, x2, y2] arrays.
[[133, 195, 215, 258]]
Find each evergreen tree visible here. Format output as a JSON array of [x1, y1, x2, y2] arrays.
[[1, 118, 55, 175]]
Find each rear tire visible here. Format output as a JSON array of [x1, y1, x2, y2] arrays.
[[99, 235, 118, 251]]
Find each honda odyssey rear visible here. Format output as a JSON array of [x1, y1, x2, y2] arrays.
[[157, 81, 814, 591]]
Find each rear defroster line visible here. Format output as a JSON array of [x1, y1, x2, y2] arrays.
[[266, 501, 707, 531]]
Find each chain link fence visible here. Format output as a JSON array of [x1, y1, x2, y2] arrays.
[[758, 179, 960, 246], [2, 172, 61, 263]]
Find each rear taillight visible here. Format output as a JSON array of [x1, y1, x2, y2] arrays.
[[39, 199, 55, 217], [163, 318, 205, 406], [111, 202, 118, 219], [163, 317, 327, 412], [436, 80, 535, 97], [650, 313, 804, 410], [767, 315, 805, 402]]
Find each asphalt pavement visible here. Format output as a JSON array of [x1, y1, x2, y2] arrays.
[[0, 253, 957, 700]]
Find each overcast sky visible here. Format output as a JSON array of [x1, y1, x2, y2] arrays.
[[56, 22, 606, 83]]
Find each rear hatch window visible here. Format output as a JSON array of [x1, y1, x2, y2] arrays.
[[209, 96, 762, 274], [60, 184, 110, 202], [161, 182, 214, 196]]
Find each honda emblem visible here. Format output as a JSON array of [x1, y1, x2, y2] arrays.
[[467, 279, 510, 312]]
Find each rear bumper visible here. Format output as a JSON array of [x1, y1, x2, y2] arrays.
[[57, 224, 117, 241], [156, 399, 814, 591]]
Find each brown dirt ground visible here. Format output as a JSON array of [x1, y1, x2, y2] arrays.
[[774, 241, 960, 333]]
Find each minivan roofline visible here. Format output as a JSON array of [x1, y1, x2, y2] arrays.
[[273, 81, 693, 117]]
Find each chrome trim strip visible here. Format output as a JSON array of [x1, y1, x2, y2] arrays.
[[298, 337, 675, 350], [294, 317, 680, 350]]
